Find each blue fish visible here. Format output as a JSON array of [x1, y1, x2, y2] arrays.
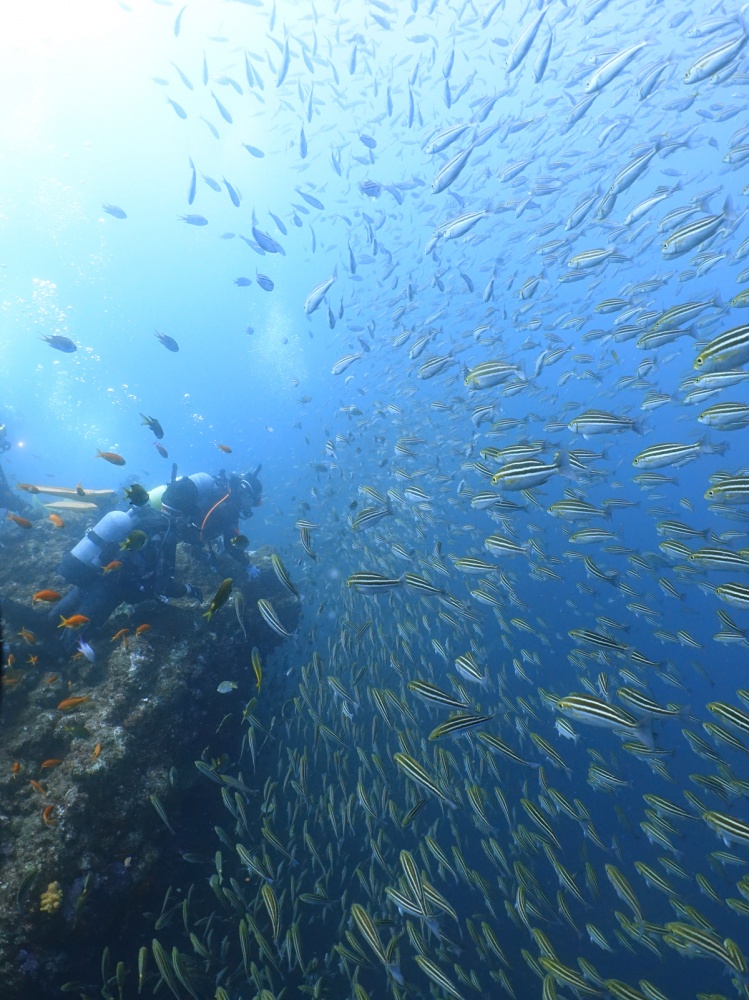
[[187, 160, 196, 205], [269, 211, 287, 235], [251, 222, 285, 255], [223, 178, 241, 208], [234, 277, 252, 287], [242, 143, 265, 158], [212, 92, 233, 124], [179, 214, 208, 226], [154, 332, 179, 352], [40, 335, 76, 353], [297, 189, 324, 210], [256, 273, 275, 291], [167, 97, 187, 119], [102, 204, 127, 219]]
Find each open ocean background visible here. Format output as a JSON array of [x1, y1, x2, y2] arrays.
[[3, 0, 749, 997]]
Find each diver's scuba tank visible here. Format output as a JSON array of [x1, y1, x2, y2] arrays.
[[151, 470, 218, 516], [189, 472, 217, 505], [59, 509, 139, 588]]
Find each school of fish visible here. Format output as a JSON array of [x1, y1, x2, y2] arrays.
[[27, 0, 749, 997]]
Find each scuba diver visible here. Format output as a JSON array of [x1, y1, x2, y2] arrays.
[[0, 424, 31, 513], [51, 465, 263, 642]]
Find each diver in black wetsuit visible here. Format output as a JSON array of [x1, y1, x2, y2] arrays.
[[51, 466, 263, 640]]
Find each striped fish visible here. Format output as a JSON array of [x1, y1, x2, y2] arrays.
[[716, 582, 749, 610], [406, 679, 471, 710], [632, 439, 726, 470], [491, 452, 576, 490], [694, 323, 749, 373], [350, 904, 404, 984], [464, 360, 523, 389], [257, 598, 293, 637], [705, 477, 749, 503], [351, 505, 392, 531], [270, 554, 299, 597], [428, 712, 494, 740], [393, 752, 457, 808], [414, 955, 465, 1000], [690, 547, 749, 572], [346, 571, 404, 592], [260, 883, 280, 940], [556, 694, 642, 735], [707, 702, 749, 737], [451, 556, 497, 574]]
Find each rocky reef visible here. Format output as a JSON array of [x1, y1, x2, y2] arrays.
[[0, 507, 300, 999]]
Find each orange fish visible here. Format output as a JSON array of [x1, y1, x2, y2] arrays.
[[92, 743, 101, 760], [17, 628, 36, 645], [102, 560, 122, 574], [41, 759, 62, 770], [57, 614, 90, 630], [111, 628, 129, 642], [32, 590, 62, 605], [57, 695, 91, 711], [44, 674, 59, 684], [29, 779, 47, 795], [216, 444, 233, 453], [26, 655, 39, 666], [96, 449, 126, 466], [17, 483, 40, 493], [7, 654, 15, 668], [11, 762, 21, 776], [135, 623, 151, 635], [48, 513, 65, 528], [7, 513, 32, 529], [2, 676, 21, 686], [41, 804, 57, 827]]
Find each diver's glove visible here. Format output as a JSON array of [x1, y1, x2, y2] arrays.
[[246, 564, 260, 582], [184, 584, 203, 603]]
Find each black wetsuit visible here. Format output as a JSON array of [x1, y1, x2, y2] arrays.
[[53, 478, 250, 640]]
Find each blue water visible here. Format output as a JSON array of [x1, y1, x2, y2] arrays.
[[3, 0, 749, 997]]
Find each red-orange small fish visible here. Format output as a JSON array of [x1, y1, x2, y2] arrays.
[[2, 676, 21, 686], [41, 804, 57, 827], [96, 449, 126, 466], [17, 628, 36, 645], [48, 513, 65, 528], [32, 590, 61, 605], [216, 444, 233, 453], [29, 779, 47, 796], [6, 654, 15, 668], [11, 762, 21, 776], [111, 628, 129, 642], [57, 614, 90, 630], [135, 624, 151, 636], [26, 655, 39, 667], [41, 759, 62, 770], [44, 674, 59, 685], [57, 695, 91, 711], [7, 513, 32, 528], [92, 743, 101, 760], [102, 560, 122, 574]]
